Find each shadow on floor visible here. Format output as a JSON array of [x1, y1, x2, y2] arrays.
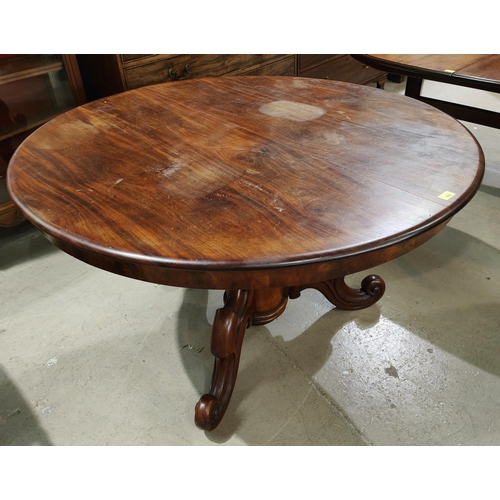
[[0, 223, 56, 270], [376, 224, 500, 378], [0, 365, 52, 445], [479, 185, 500, 199]]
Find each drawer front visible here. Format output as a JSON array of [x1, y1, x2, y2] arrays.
[[124, 54, 289, 89], [121, 54, 154, 63], [300, 54, 385, 84], [240, 56, 296, 76], [298, 54, 338, 73]]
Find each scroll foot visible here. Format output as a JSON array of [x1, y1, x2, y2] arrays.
[[289, 274, 385, 311], [194, 290, 254, 431]]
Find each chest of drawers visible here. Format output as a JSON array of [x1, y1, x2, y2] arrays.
[[77, 54, 296, 100], [79, 54, 387, 102]]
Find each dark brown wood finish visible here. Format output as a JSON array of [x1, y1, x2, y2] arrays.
[[298, 54, 387, 88], [7, 77, 484, 430], [352, 54, 500, 128]]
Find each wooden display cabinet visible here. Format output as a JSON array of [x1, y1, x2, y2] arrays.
[[0, 54, 86, 227]]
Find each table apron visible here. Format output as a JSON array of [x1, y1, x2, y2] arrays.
[[41, 218, 450, 291]]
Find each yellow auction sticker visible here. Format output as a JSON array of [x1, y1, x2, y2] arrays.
[[438, 191, 456, 200]]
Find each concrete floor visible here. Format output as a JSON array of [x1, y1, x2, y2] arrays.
[[1, 80, 500, 446]]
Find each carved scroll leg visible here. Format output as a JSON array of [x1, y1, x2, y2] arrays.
[[194, 290, 254, 431], [289, 274, 386, 311]]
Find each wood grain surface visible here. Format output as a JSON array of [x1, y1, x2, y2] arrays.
[[7, 77, 485, 289], [359, 54, 490, 73]]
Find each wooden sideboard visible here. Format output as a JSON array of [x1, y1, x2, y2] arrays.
[[77, 54, 386, 100]]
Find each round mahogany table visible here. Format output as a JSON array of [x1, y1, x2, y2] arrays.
[[7, 77, 485, 431]]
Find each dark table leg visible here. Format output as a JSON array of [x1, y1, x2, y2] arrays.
[[194, 289, 254, 431], [405, 76, 424, 99], [194, 287, 288, 431], [404, 76, 500, 128]]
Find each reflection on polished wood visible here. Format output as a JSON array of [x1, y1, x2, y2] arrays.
[[7, 77, 485, 430]]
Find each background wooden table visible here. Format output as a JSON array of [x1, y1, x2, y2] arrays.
[[352, 54, 500, 129]]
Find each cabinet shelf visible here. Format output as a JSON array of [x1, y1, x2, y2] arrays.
[[0, 55, 64, 86], [0, 106, 72, 143]]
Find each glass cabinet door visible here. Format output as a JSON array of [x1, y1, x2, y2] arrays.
[[0, 54, 86, 227]]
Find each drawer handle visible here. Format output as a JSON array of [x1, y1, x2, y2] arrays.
[[168, 64, 191, 81]]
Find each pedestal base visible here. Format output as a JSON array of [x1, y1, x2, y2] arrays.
[[194, 274, 385, 431]]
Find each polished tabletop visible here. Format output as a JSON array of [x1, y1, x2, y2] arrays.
[[7, 77, 484, 288]]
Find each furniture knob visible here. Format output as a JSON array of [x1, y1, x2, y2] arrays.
[[168, 64, 191, 81]]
